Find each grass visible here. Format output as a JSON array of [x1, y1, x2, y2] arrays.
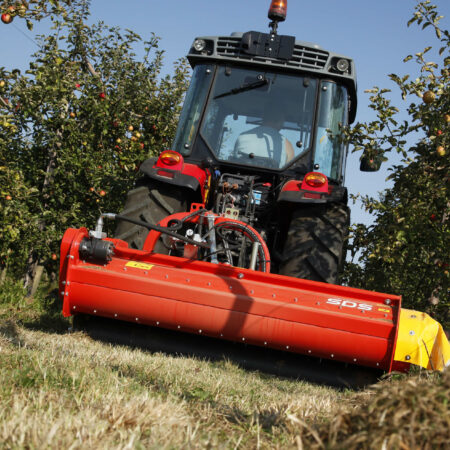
[[0, 279, 448, 448]]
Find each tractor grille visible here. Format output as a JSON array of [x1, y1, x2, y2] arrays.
[[216, 36, 329, 70]]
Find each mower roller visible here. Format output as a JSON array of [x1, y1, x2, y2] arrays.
[[60, 1, 449, 377]]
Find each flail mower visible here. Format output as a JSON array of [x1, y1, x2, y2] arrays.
[[60, 0, 449, 378]]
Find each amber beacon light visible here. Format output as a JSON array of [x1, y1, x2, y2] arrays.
[[268, 0, 287, 22]]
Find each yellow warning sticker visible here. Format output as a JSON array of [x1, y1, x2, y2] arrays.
[[125, 261, 154, 270], [378, 308, 391, 313]]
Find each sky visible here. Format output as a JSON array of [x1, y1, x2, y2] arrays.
[[1, 0, 449, 226]]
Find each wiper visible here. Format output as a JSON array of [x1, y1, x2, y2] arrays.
[[214, 78, 269, 100]]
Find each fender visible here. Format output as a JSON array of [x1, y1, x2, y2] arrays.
[[277, 179, 347, 204], [139, 156, 211, 201]]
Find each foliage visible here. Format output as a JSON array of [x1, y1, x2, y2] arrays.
[[343, 1, 449, 325], [0, 0, 190, 283]]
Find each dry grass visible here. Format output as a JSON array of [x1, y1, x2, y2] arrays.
[[1, 301, 448, 449]]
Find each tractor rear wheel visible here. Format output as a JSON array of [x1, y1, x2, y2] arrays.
[[279, 203, 349, 284], [114, 179, 189, 252]]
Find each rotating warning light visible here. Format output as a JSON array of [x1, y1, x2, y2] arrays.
[[268, 0, 287, 22]]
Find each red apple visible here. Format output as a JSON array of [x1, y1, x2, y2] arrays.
[[5, 195, 12, 201], [51, 253, 57, 261], [99, 92, 106, 99], [1, 13, 13, 24], [99, 190, 106, 197]]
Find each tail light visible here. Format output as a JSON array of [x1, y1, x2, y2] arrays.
[[159, 150, 183, 166], [268, 0, 287, 22], [304, 172, 327, 188]]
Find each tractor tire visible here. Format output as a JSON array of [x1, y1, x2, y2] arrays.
[[279, 203, 350, 284], [114, 179, 189, 252]]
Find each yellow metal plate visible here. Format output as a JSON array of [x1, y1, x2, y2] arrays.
[[125, 261, 154, 271], [394, 308, 450, 371]]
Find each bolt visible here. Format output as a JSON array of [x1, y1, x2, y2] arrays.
[[331, 354, 334, 358], [229, 286, 233, 290], [207, 282, 211, 286], [73, 306, 76, 310], [114, 314, 118, 317], [405, 355, 411, 361], [409, 330, 415, 336], [67, 281, 70, 286], [353, 358, 357, 362], [238, 273, 244, 279], [65, 292, 68, 296], [93, 310, 97, 313], [156, 321, 159, 325], [60, 291, 65, 296], [62, 281, 66, 285], [186, 278, 190, 283], [135, 318, 139, 321], [410, 315, 416, 319], [242, 337, 245, 341], [264, 341, 267, 345], [177, 325, 181, 329], [123, 267, 127, 271], [294, 298, 298, 302], [272, 294, 276, 298], [250, 290, 254, 295], [308, 350, 312, 354], [199, 329, 202, 334], [165, 274, 169, 279], [286, 346, 289, 350], [144, 271, 148, 275], [384, 299, 391, 305]]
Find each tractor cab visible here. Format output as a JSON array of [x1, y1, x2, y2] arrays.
[[172, 24, 357, 184]]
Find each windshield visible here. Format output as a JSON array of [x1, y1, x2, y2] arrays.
[[200, 66, 317, 170]]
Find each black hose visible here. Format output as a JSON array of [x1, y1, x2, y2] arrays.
[[114, 214, 210, 249]]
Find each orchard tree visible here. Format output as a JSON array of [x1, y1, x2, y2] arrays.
[[0, 0, 189, 292], [343, 1, 449, 326]]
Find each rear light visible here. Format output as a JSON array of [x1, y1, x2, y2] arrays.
[[304, 172, 327, 188], [268, 0, 287, 22], [159, 150, 182, 166]]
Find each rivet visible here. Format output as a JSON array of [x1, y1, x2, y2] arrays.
[[60, 291, 65, 296], [410, 314, 416, 319], [66, 281, 70, 286], [294, 297, 298, 302], [384, 299, 391, 305], [339, 306, 343, 309], [93, 310, 97, 314], [272, 294, 276, 298], [409, 330, 415, 336], [186, 278, 190, 283], [361, 310, 365, 313], [353, 358, 357, 362], [156, 321, 159, 325], [199, 329, 202, 334], [229, 286, 233, 290], [70, 255, 74, 259], [114, 314, 118, 317], [238, 273, 244, 279], [65, 292, 68, 296], [123, 267, 127, 271], [264, 341, 267, 345], [82, 260, 86, 264], [268, 47, 272, 51], [316, 302, 320, 305], [62, 281, 66, 285], [286, 346, 289, 350], [165, 274, 169, 279], [405, 355, 411, 361], [308, 350, 312, 354], [376, 363, 380, 366], [144, 271, 148, 275], [73, 306, 76, 310], [207, 282, 211, 286], [384, 314, 388, 318], [220, 333, 224, 337], [242, 337, 245, 341], [331, 354, 334, 358], [103, 264, 107, 267], [177, 325, 181, 329], [135, 318, 139, 321]]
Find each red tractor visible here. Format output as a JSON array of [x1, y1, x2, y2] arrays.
[[114, 1, 367, 285]]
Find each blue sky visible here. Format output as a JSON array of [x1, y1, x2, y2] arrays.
[[1, 0, 449, 226]]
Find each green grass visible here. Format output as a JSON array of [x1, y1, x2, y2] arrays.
[[0, 280, 448, 449]]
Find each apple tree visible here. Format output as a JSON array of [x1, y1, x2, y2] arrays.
[[0, 0, 189, 292], [343, 1, 449, 326]]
